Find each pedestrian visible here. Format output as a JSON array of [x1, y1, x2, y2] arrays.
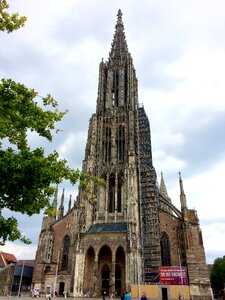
[[121, 292, 125, 300], [63, 291, 67, 299], [125, 291, 131, 300], [141, 292, 147, 300], [103, 291, 106, 300]]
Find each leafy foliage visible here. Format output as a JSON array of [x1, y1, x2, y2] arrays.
[[0, 79, 104, 245], [0, 79, 67, 149], [0, 0, 26, 33], [210, 255, 225, 291], [0, 216, 31, 245], [0, 2, 105, 246]]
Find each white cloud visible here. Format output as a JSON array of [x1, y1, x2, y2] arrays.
[[0, 242, 37, 260], [184, 161, 225, 221], [2, 0, 225, 264], [165, 49, 225, 108], [154, 151, 186, 174], [58, 131, 87, 167], [202, 222, 225, 252], [58, 133, 77, 157]]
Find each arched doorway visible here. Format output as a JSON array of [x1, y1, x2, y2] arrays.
[[115, 264, 122, 296], [98, 245, 112, 296], [102, 264, 110, 295], [115, 246, 126, 296], [59, 282, 65, 296], [83, 247, 95, 295]]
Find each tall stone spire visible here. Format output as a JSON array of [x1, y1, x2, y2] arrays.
[[53, 185, 58, 220], [160, 172, 169, 199], [59, 188, 65, 218], [68, 195, 72, 212], [109, 9, 130, 63], [179, 172, 187, 210], [96, 9, 137, 113]]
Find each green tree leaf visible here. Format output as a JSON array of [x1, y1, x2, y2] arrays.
[[210, 256, 225, 291], [0, 0, 26, 33], [0, 79, 104, 245]]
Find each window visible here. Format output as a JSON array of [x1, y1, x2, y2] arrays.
[[112, 70, 119, 107], [61, 235, 70, 270], [104, 126, 111, 163], [108, 174, 115, 212], [117, 175, 124, 212], [117, 125, 125, 161], [160, 232, 171, 266]]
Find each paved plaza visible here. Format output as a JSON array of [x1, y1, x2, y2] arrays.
[[0, 294, 112, 300], [0, 297, 109, 300]]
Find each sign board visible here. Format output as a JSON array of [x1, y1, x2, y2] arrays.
[[160, 266, 188, 285]]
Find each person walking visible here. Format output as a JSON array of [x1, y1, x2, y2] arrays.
[[103, 291, 106, 300], [141, 292, 147, 300], [125, 291, 131, 300]]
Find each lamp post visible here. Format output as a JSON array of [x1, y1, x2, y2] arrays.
[[18, 260, 25, 297], [53, 252, 60, 299]]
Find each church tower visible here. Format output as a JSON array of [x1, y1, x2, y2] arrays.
[[83, 9, 140, 228], [32, 10, 212, 300], [74, 9, 143, 295]]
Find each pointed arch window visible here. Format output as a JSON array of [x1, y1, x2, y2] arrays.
[[124, 66, 128, 107], [61, 235, 70, 270], [112, 70, 119, 107], [117, 174, 124, 212], [117, 125, 125, 162], [104, 126, 111, 163], [160, 232, 171, 266], [108, 174, 115, 212]]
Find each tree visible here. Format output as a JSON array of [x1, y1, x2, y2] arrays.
[[0, 79, 104, 245], [0, 3, 104, 245], [0, 0, 26, 33], [210, 256, 225, 292]]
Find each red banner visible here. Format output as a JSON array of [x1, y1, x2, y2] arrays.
[[160, 266, 188, 285]]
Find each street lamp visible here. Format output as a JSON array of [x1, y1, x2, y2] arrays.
[[18, 260, 25, 297], [53, 252, 60, 299]]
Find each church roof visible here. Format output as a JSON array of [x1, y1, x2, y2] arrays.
[[88, 222, 127, 233]]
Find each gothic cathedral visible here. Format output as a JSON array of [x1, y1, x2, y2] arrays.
[[32, 10, 212, 300]]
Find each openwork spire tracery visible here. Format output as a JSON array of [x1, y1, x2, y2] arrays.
[[109, 9, 130, 62]]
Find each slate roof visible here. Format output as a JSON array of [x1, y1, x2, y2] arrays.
[[88, 222, 127, 233]]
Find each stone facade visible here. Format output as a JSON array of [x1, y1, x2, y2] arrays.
[[0, 264, 14, 295], [32, 10, 212, 300]]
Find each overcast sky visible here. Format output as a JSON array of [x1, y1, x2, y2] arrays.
[[1, 0, 225, 264]]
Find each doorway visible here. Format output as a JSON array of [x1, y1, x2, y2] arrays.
[[59, 282, 65, 296], [115, 264, 122, 296], [161, 287, 168, 300], [101, 264, 110, 296]]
